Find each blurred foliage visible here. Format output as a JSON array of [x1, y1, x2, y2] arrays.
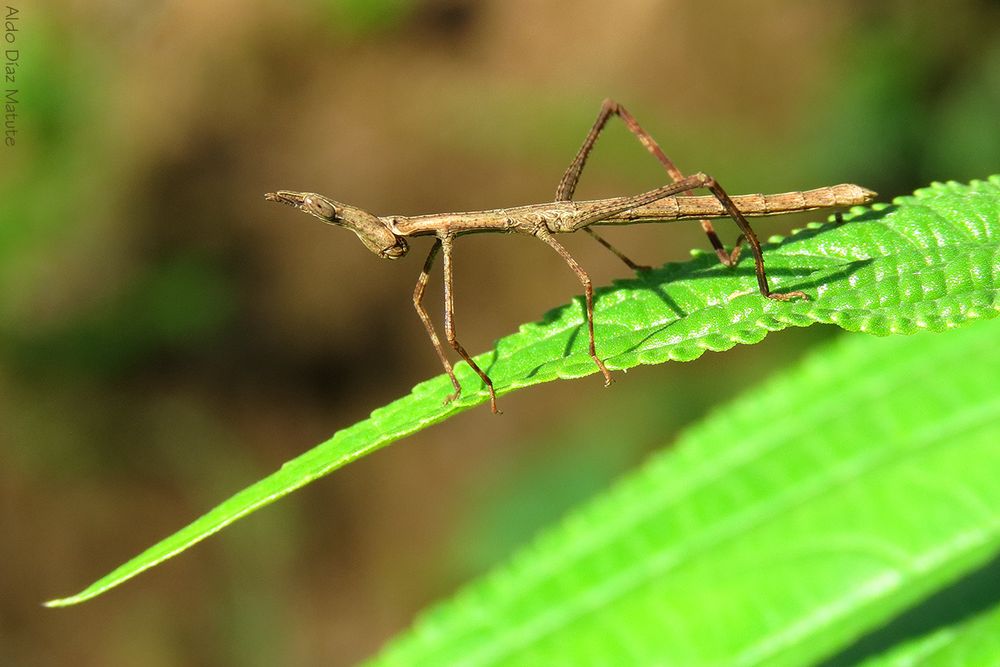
[[5, 255, 234, 377], [320, 0, 416, 35], [801, 10, 1000, 194]]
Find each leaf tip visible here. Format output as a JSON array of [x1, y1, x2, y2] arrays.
[[44, 582, 110, 608], [43, 595, 81, 608]]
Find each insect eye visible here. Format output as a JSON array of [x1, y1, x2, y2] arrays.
[[303, 195, 338, 221]]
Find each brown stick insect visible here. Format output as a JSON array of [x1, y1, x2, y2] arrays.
[[266, 99, 876, 413]]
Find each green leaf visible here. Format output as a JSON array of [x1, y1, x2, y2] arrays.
[[368, 317, 1000, 666], [46, 176, 999, 606], [858, 601, 1000, 666]]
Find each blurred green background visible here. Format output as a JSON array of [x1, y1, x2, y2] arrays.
[[1, 1, 997, 664]]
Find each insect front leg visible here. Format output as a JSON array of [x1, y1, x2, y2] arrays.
[[440, 235, 499, 414], [412, 238, 464, 403]]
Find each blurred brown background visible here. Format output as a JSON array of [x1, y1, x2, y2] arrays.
[[1, 0, 997, 664]]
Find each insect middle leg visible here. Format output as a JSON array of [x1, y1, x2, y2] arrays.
[[559, 98, 743, 268], [535, 228, 613, 385]]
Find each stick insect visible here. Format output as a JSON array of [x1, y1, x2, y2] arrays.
[[266, 99, 876, 414]]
